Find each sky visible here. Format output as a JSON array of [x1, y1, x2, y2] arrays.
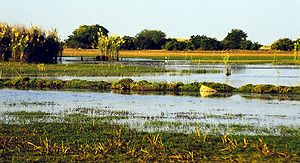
[[1, 0, 300, 45]]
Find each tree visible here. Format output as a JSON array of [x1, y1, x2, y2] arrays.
[[66, 24, 109, 49], [163, 39, 187, 51], [134, 29, 167, 50], [120, 36, 136, 50], [189, 35, 223, 50], [271, 38, 293, 51], [222, 29, 247, 49], [240, 40, 262, 50]]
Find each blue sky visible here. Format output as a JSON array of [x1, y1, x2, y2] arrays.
[[1, 0, 299, 44]]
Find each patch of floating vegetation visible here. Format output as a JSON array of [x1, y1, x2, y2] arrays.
[[3, 101, 59, 107], [1, 77, 300, 95], [0, 110, 299, 162]]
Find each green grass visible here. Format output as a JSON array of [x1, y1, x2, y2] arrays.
[[0, 62, 221, 77], [0, 62, 169, 77], [0, 111, 299, 162]]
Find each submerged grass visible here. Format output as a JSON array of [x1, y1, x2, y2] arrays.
[[0, 111, 299, 162]]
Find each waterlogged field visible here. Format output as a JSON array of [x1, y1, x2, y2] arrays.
[[0, 89, 300, 161], [1, 52, 300, 161]]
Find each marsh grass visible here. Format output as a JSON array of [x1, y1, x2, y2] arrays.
[[0, 62, 169, 77], [0, 111, 299, 162]]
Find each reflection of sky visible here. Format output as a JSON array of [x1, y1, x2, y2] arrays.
[[0, 89, 299, 127], [51, 62, 300, 87]]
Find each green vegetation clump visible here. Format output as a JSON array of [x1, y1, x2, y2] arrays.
[[2, 77, 300, 95], [111, 78, 134, 91], [0, 22, 62, 63], [238, 84, 300, 94], [200, 82, 235, 92]]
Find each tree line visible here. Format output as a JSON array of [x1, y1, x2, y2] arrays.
[[1, 22, 299, 63], [65, 24, 300, 51]]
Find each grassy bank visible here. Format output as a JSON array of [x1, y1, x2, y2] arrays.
[[0, 111, 299, 162], [1, 77, 300, 95], [63, 49, 300, 64]]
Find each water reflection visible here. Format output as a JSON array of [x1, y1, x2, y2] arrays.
[[0, 89, 299, 128]]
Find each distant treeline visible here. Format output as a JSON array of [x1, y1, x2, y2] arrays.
[[0, 22, 62, 63], [65, 24, 300, 51]]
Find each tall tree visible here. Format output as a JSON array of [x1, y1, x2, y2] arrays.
[[120, 36, 136, 50], [66, 24, 109, 49], [271, 38, 294, 51], [134, 29, 166, 50], [189, 35, 223, 50], [222, 29, 247, 49]]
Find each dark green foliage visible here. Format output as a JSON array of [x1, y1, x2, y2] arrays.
[[65, 24, 109, 49], [271, 38, 294, 51], [240, 40, 262, 50], [179, 82, 202, 92], [134, 29, 167, 50], [163, 39, 188, 51], [222, 29, 248, 49], [120, 36, 136, 50], [189, 35, 223, 50]]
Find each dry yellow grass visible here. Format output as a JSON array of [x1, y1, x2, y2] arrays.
[[63, 48, 294, 58]]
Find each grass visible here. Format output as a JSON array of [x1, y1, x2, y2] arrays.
[[63, 49, 300, 64], [0, 111, 299, 162], [0, 62, 221, 77], [1, 77, 300, 95]]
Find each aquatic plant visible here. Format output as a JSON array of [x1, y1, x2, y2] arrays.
[[97, 32, 124, 61], [1, 111, 299, 162]]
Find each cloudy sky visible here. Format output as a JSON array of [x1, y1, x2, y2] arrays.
[[1, 0, 299, 44]]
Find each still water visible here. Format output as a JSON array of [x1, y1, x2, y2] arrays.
[[51, 63, 300, 87], [1, 89, 299, 128]]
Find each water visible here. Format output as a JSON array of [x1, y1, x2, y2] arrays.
[[1, 89, 299, 128], [49, 63, 300, 87]]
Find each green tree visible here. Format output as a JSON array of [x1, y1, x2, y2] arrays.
[[120, 36, 136, 50], [271, 38, 293, 51], [189, 35, 223, 50], [134, 29, 166, 50], [163, 39, 187, 51], [66, 24, 109, 49], [240, 40, 262, 50], [222, 29, 247, 49]]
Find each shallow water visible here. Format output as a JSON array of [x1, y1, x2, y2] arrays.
[[1, 89, 299, 128], [50, 63, 300, 87]]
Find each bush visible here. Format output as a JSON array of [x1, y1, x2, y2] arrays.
[[0, 22, 62, 63], [271, 38, 294, 51]]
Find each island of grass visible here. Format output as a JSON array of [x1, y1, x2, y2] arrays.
[[1, 77, 300, 96]]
